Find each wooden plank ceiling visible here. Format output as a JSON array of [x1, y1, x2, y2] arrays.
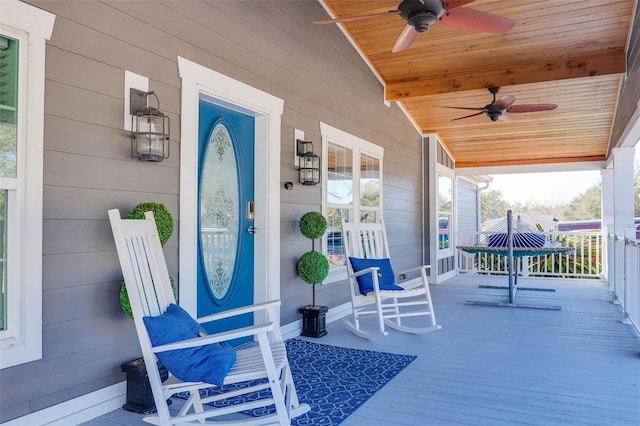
[[317, 0, 635, 168]]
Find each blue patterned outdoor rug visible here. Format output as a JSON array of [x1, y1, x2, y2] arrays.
[[191, 339, 416, 425]]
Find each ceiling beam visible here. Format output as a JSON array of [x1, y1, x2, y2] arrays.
[[385, 48, 626, 101], [455, 154, 608, 169]]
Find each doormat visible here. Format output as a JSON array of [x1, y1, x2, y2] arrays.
[[196, 338, 416, 425]]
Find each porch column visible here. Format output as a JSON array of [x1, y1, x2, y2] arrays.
[[602, 148, 635, 289], [601, 168, 614, 285], [611, 147, 636, 236]]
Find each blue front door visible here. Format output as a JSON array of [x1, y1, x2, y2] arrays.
[[197, 98, 254, 336]]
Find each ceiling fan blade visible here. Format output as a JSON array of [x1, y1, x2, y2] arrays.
[[508, 104, 558, 113], [439, 7, 515, 33], [313, 10, 399, 25], [443, 0, 476, 9], [440, 106, 485, 111], [392, 24, 419, 53], [452, 111, 485, 121], [498, 112, 514, 122], [494, 95, 516, 109]]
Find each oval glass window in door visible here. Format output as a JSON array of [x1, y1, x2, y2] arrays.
[[199, 122, 239, 300]]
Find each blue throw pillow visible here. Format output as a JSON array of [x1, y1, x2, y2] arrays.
[[349, 257, 403, 296], [143, 304, 236, 386]]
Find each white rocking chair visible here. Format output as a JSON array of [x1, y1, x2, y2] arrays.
[[341, 220, 441, 339], [108, 209, 310, 425]]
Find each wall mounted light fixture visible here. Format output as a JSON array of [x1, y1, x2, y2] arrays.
[[296, 139, 320, 185], [130, 89, 170, 162]]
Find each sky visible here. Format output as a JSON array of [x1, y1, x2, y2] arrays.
[[487, 147, 639, 205]]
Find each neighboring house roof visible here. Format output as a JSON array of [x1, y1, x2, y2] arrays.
[[483, 213, 558, 232]]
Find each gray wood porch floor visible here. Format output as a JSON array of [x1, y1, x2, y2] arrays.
[[84, 275, 640, 425]]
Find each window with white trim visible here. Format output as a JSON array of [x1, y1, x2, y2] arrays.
[[437, 174, 453, 252], [435, 140, 455, 257], [0, 33, 18, 341], [320, 123, 383, 282], [0, 2, 54, 368]]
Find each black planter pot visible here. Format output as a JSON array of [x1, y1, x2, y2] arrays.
[[299, 305, 328, 338], [121, 358, 169, 414]]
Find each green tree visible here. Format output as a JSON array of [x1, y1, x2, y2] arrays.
[[510, 198, 565, 219], [0, 124, 17, 178], [562, 184, 602, 221], [360, 180, 380, 207], [480, 189, 509, 223]]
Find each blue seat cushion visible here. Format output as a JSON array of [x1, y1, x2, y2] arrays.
[[143, 304, 236, 386], [348, 257, 403, 296]]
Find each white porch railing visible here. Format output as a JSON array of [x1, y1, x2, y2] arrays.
[[458, 228, 640, 335], [610, 228, 640, 334], [458, 231, 604, 279]]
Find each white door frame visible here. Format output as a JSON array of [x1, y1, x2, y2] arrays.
[[177, 57, 283, 319]]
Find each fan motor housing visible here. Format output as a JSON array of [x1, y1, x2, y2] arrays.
[[408, 11, 438, 32], [485, 105, 503, 121], [398, 0, 444, 33]]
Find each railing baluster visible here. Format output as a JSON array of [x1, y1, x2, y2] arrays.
[[458, 230, 606, 279]]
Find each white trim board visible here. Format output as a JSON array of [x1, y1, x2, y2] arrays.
[[456, 161, 606, 176], [177, 56, 284, 323], [280, 302, 352, 340], [606, 99, 640, 168], [3, 382, 126, 426]]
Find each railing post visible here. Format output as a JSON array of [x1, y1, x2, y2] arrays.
[[626, 237, 640, 334], [522, 257, 530, 277], [621, 225, 637, 327], [613, 235, 625, 306], [605, 224, 615, 292]]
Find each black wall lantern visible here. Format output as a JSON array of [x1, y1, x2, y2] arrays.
[[130, 89, 170, 162], [297, 139, 320, 185]]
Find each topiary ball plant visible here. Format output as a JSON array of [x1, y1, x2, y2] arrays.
[[297, 211, 329, 308], [128, 202, 174, 246], [121, 202, 175, 318], [120, 278, 176, 319], [297, 250, 330, 285], [299, 211, 327, 240]]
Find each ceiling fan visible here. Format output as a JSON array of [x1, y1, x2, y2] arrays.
[[443, 87, 558, 122], [313, 0, 515, 52]]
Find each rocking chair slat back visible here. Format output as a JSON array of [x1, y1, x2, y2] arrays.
[[341, 219, 441, 339], [344, 221, 389, 260], [114, 211, 175, 318]]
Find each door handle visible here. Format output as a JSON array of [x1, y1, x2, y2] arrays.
[[248, 226, 258, 234]]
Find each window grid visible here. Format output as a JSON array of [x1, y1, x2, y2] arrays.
[[320, 123, 383, 279]]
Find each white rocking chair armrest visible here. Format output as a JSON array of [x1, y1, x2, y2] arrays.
[[151, 322, 275, 353], [397, 264, 431, 277], [351, 267, 380, 278], [196, 299, 281, 324]]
